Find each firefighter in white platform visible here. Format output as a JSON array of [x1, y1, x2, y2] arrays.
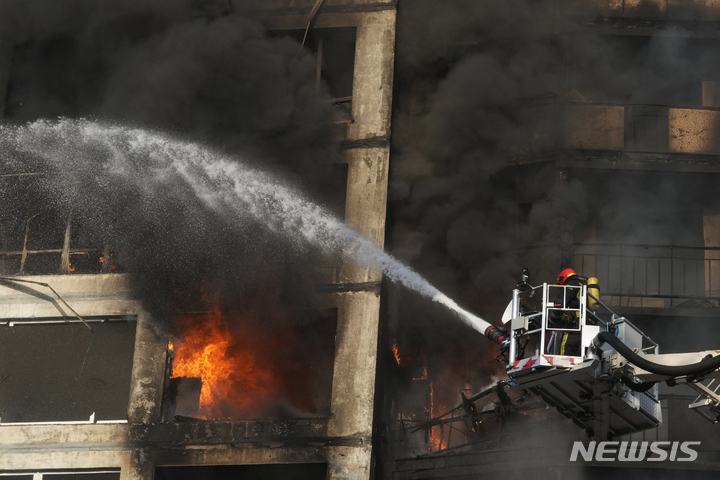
[[549, 268, 585, 356]]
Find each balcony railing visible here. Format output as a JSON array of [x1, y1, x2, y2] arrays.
[[571, 243, 720, 307]]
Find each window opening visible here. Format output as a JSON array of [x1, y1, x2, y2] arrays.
[[0, 317, 136, 424]]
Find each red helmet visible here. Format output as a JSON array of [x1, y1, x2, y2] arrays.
[[557, 268, 576, 285]]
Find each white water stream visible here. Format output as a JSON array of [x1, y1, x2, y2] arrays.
[[1, 119, 494, 334]]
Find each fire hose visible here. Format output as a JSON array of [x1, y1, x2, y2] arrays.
[[592, 331, 720, 378]]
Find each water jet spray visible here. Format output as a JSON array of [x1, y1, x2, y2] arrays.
[[1, 119, 500, 341]]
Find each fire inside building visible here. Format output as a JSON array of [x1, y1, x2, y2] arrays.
[[2, 0, 720, 479]]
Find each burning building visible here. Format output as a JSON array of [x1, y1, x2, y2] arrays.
[[0, 0, 395, 479], [2, 0, 720, 479]]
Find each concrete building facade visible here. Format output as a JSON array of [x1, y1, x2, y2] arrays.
[[0, 1, 395, 479], [4, 1, 720, 479]]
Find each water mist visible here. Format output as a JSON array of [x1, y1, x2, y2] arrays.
[[0, 119, 495, 335]]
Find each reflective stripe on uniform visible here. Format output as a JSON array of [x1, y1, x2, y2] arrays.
[[560, 332, 569, 355]]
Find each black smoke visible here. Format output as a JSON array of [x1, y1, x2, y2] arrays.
[[385, 0, 720, 455], [0, 0, 343, 325], [388, 1, 580, 387]]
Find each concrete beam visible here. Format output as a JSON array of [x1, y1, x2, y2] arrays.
[[149, 446, 328, 466], [261, 10, 394, 31], [0, 274, 139, 318], [249, 0, 395, 19], [0, 444, 333, 475], [0, 424, 126, 446], [0, 419, 329, 450], [0, 419, 337, 473], [559, 151, 720, 173], [0, 449, 131, 471]]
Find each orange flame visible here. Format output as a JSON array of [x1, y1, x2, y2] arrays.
[[413, 364, 428, 381], [428, 382, 447, 451], [170, 304, 281, 419], [99, 255, 117, 272], [392, 340, 401, 366], [403, 336, 506, 452]]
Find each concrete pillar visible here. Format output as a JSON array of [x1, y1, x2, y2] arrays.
[[346, 20, 395, 141], [341, 9, 396, 283], [326, 293, 380, 479], [327, 445, 373, 480], [127, 311, 168, 424], [329, 292, 381, 431], [0, 37, 12, 120], [343, 147, 391, 283], [327, 9, 396, 480]]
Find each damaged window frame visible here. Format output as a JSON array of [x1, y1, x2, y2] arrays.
[[269, 26, 357, 126], [0, 180, 118, 275]]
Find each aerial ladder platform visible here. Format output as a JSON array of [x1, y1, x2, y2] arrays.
[[502, 279, 720, 440], [415, 274, 720, 450]]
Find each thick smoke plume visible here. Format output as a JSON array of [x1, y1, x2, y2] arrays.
[[388, 0, 583, 397], [0, 0, 344, 325], [386, 0, 720, 453]]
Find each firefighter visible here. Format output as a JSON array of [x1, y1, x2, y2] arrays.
[[550, 268, 584, 356], [555, 268, 584, 313]]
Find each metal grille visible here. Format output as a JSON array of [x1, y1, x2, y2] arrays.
[[571, 243, 720, 304], [639, 386, 662, 422]]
